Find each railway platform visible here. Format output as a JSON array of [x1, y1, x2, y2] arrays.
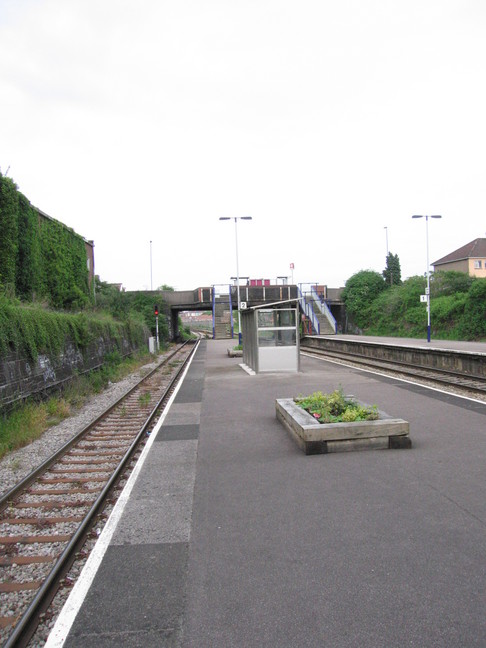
[[48, 337, 486, 647], [317, 333, 486, 354]]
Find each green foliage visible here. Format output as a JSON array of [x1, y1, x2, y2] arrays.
[[95, 282, 171, 343], [0, 171, 91, 308], [360, 271, 486, 341], [0, 175, 19, 289], [0, 297, 148, 362], [431, 270, 474, 297], [16, 194, 42, 300], [456, 278, 486, 339], [383, 252, 402, 286], [295, 388, 378, 424], [341, 270, 386, 329], [39, 215, 90, 309]]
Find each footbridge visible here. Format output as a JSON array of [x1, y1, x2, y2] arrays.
[[154, 283, 344, 340]]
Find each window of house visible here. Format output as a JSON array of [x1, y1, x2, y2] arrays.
[[474, 260, 482, 269]]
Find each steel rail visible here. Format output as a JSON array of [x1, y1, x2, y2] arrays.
[[3, 338, 199, 648], [300, 344, 486, 393], [0, 340, 193, 509]]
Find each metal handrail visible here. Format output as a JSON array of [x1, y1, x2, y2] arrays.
[[297, 287, 320, 334], [310, 286, 337, 333]]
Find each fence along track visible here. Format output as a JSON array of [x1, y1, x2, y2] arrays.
[[300, 343, 486, 398], [0, 339, 198, 647]]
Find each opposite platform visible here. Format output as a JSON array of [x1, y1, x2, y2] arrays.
[[50, 338, 486, 647], [317, 333, 486, 354]]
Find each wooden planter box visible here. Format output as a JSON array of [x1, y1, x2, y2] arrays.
[[276, 398, 411, 455]]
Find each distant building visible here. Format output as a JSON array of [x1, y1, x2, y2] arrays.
[[433, 238, 486, 278]]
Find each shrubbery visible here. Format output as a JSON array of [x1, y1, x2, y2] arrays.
[[340, 270, 386, 330], [95, 280, 170, 340], [295, 388, 378, 423], [343, 269, 486, 340]]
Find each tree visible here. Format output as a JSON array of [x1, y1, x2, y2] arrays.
[[341, 270, 386, 329], [383, 252, 401, 286]]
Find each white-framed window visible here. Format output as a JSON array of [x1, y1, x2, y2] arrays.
[[474, 260, 482, 269]]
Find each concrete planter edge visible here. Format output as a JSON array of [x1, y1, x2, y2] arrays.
[[276, 397, 411, 455]]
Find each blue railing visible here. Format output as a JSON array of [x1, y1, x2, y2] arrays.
[[310, 286, 337, 333]]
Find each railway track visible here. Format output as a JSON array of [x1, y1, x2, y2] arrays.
[[300, 342, 486, 399], [0, 339, 198, 647]]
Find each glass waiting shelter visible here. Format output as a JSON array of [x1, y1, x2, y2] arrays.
[[240, 301, 300, 373]]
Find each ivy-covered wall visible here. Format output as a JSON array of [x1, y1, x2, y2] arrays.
[[0, 172, 91, 308]]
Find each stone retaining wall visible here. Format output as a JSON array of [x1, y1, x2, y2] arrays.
[[0, 334, 147, 409]]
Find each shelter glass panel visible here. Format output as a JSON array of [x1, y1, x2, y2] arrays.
[[257, 309, 296, 328]]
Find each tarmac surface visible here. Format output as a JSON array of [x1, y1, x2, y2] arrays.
[[49, 337, 486, 647]]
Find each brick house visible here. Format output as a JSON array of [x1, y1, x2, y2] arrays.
[[433, 238, 486, 278]]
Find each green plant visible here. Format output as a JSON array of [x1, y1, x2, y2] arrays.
[[341, 270, 386, 329], [295, 388, 378, 424], [0, 171, 92, 308], [138, 392, 151, 406]]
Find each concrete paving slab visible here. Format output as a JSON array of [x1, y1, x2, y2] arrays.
[[111, 440, 198, 546], [162, 402, 201, 426], [155, 424, 199, 442], [64, 543, 188, 648]]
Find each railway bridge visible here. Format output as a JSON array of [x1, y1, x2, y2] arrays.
[[147, 283, 345, 340]]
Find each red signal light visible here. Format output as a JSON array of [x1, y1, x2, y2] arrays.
[[154, 304, 159, 316]]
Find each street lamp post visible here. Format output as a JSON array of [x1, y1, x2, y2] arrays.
[[412, 214, 442, 342], [219, 216, 252, 344]]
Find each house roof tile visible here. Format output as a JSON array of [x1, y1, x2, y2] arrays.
[[433, 238, 486, 266]]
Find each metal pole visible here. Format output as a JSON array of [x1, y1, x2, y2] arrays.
[[219, 216, 252, 345], [412, 214, 441, 343], [425, 216, 431, 343], [234, 218, 242, 344]]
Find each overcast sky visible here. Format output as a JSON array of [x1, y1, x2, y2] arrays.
[[1, 0, 485, 291]]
